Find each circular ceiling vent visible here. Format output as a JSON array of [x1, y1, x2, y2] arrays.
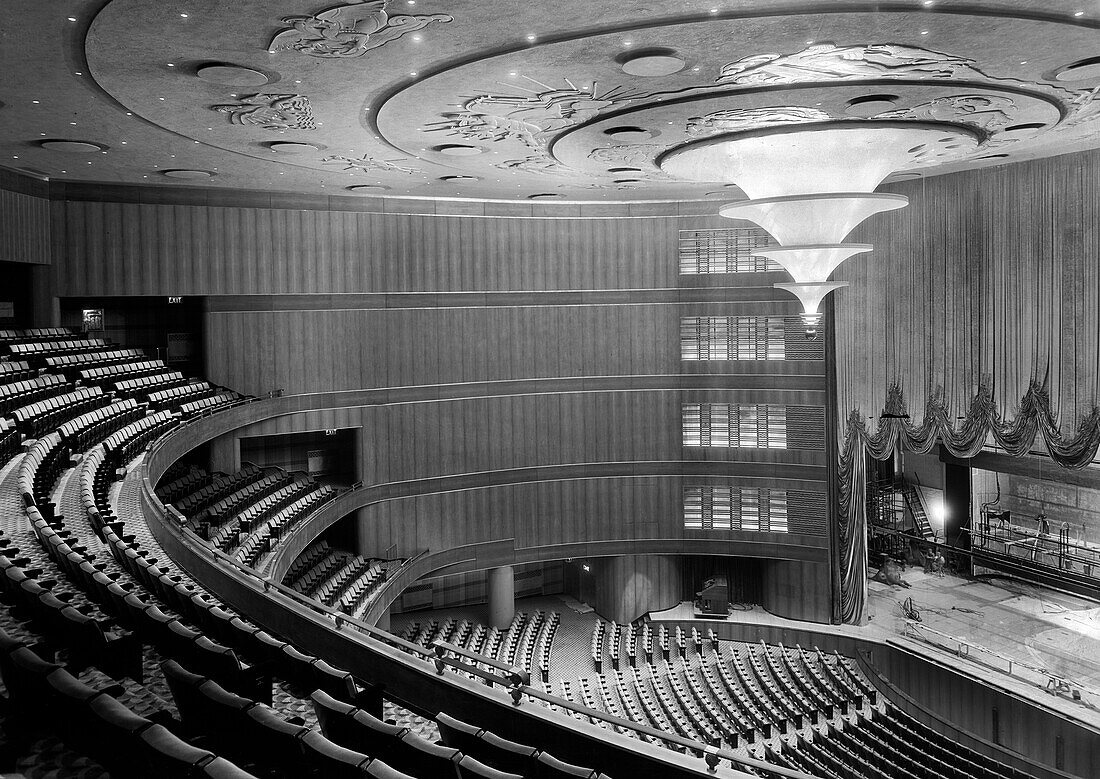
[[845, 94, 899, 117], [527, 193, 564, 200], [620, 49, 686, 77], [603, 126, 656, 141], [346, 184, 390, 192], [40, 140, 106, 153], [607, 166, 642, 173], [613, 178, 642, 184], [998, 122, 1045, 139], [161, 169, 216, 179], [196, 64, 270, 86], [434, 144, 483, 156], [1053, 56, 1100, 82], [267, 142, 320, 154]]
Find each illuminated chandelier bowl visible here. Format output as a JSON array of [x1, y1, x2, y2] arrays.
[[661, 122, 981, 331]]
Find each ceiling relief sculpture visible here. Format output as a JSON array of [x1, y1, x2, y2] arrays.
[[872, 95, 1016, 132], [686, 107, 832, 137], [211, 94, 317, 130], [494, 156, 566, 175], [716, 43, 981, 85], [269, 0, 453, 58], [426, 80, 643, 151], [321, 153, 417, 174], [61, 2, 1100, 197]]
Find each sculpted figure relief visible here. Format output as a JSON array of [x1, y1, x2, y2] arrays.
[[717, 43, 977, 85], [270, 0, 452, 58], [212, 94, 316, 130], [321, 154, 417, 174], [686, 106, 831, 137], [874, 95, 1015, 132]]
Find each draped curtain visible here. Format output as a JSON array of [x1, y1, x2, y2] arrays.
[[832, 149, 1100, 624]]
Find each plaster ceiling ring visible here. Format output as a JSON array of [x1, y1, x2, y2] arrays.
[[618, 49, 687, 77], [719, 193, 909, 245], [160, 169, 217, 179], [433, 144, 485, 156], [196, 64, 271, 87], [40, 139, 109, 153], [264, 141, 324, 155], [659, 121, 981, 198], [346, 184, 391, 192], [528, 192, 565, 199], [1051, 56, 1100, 83]]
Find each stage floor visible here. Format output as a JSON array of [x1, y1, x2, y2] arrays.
[[654, 569, 1100, 730]]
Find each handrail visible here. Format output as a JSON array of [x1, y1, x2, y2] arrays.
[[903, 620, 1100, 707], [137, 398, 821, 779]]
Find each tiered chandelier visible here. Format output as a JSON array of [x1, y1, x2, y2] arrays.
[[662, 121, 979, 336]]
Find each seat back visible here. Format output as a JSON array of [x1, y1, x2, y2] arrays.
[[436, 711, 485, 756], [456, 754, 524, 779], [299, 730, 371, 779], [535, 751, 599, 779]]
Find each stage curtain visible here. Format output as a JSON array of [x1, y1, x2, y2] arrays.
[[832, 149, 1100, 623]]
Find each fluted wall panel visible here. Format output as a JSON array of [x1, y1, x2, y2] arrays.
[[52, 200, 733, 296], [0, 186, 50, 265]]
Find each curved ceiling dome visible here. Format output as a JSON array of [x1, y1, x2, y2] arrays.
[[0, 0, 1095, 200]]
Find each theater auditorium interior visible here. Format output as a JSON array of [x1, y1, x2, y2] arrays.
[[1, 1, 1099, 777]]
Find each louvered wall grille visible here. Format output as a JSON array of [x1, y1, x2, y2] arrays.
[[679, 228, 779, 274], [787, 491, 828, 535], [684, 486, 807, 532], [682, 403, 789, 449], [680, 316, 786, 361], [785, 405, 826, 450], [783, 317, 826, 360]]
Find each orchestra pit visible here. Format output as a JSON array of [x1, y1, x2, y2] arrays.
[[1, 1, 1100, 777]]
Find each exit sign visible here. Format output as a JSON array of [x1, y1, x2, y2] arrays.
[[168, 296, 183, 304]]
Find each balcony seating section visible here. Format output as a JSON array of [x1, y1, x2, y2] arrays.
[[148, 380, 224, 411], [179, 392, 241, 416], [45, 348, 147, 376], [79, 358, 169, 385], [13, 386, 111, 439], [0, 359, 35, 385], [0, 327, 1050, 779], [0, 372, 68, 416], [7, 338, 107, 359], [110, 369, 191, 399]]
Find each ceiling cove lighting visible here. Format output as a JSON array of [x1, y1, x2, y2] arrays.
[[662, 122, 978, 336]]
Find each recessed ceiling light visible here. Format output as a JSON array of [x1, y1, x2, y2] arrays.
[[1074, 10, 1084, 16], [167, 63, 175, 67], [805, 40, 814, 45], [67, 17, 76, 22], [75, 71, 82, 76], [623, 40, 633, 47], [159, 97, 166, 100], [526, 34, 536, 41], [923, 0, 933, 5], [1020, 60, 1028, 65], [920, 30, 929, 35], [69, 122, 77, 125], [709, 8, 718, 13], [121, 141, 127, 144], [411, 34, 422, 41], [692, 66, 700, 71], [180, 13, 189, 18], [31, 100, 39, 104], [508, 71, 517, 76]]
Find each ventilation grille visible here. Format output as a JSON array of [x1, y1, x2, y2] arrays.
[[679, 228, 778, 275], [681, 316, 786, 361], [684, 486, 821, 533]]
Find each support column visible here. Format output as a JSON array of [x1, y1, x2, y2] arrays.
[[209, 433, 241, 474], [487, 565, 515, 630]]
